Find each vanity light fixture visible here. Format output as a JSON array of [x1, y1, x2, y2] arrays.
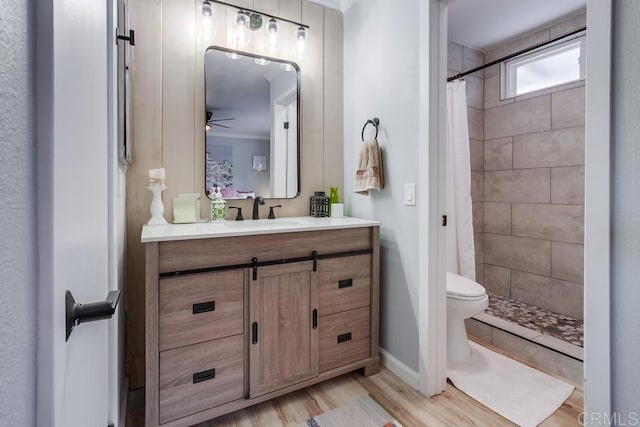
[[203, 1, 310, 57]]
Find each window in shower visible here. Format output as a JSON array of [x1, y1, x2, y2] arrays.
[[502, 34, 586, 98]]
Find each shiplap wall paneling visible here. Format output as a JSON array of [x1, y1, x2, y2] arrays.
[[126, 0, 163, 389], [323, 7, 343, 190]]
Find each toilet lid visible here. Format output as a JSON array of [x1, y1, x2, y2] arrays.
[[446, 272, 486, 298]]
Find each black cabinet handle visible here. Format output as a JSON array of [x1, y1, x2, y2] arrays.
[[193, 300, 216, 314], [192, 368, 216, 384], [312, 309, 318, 329], [337, 332, 352, 344], [338, 279, 353, 289], [252, 322, 258, 344]]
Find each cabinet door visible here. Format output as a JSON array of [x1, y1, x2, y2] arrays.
[[249, 261, 318, 397]]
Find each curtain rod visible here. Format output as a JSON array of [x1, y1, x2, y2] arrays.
[[447, 26, 586, 82], [211, 0, 310, 29]]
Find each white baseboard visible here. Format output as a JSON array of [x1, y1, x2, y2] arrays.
[[379, 347, 420, 390]]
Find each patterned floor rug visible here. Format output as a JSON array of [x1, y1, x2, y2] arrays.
[[303, 395, 402, 427]]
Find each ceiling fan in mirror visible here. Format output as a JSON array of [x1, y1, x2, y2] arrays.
[[205, 111, 235, 131]]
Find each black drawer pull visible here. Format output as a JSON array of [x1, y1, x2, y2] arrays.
[[337, 332, 352, 344], [252, 322, 258, 344], [312, 309, 318, 329], [192, 301, 215, 314], [338, 279, 353, 289], [192, 368, 216, 384]]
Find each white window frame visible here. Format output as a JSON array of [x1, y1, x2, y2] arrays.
[[501, 33, 586, 99]]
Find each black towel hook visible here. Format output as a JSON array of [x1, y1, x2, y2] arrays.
[[361, 118, 380, 141]]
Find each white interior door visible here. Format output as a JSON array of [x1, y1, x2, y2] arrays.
[[37, 0, 118, 426], [286, 101, 298, 198], [271, 91, 297, 197]]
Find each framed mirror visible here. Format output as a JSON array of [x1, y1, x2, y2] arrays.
[[204, 47, 300, 200]]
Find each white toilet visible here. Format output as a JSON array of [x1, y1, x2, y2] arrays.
[[446, 272, 489, 366]]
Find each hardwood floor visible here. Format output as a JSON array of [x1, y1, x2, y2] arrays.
[[127, 362, 583, 426]]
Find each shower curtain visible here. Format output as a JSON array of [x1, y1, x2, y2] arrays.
[[446, 80, 476, 280]]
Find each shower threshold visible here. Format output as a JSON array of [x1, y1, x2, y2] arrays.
[[471, 293, 583, 362]]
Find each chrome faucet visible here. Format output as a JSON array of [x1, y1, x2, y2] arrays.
[[252, 196, 265, 220]]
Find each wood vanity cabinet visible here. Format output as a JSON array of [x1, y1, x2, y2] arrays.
[[144, 225, 379, 427]]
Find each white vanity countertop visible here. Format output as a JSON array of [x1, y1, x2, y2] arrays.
[[141, 216, 381, 243]]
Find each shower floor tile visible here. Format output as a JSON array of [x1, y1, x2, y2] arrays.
[[485, 293, 584, 347]]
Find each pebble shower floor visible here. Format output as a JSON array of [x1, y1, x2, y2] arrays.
[[485, 293, 584, 347]]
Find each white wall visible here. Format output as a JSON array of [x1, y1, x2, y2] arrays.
[[0, 0, 37, 424], [344, 0, 421, 372], [611, 0, 640, 417]]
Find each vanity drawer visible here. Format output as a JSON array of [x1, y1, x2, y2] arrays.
[[159, 334, 244, 424], [318, 254, 371, 316], [319, 307, 370, 372], [159, 270, 243, 351]]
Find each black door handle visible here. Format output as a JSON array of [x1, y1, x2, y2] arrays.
[[252, 322, 259, 344], [66, 290, 121, 341]]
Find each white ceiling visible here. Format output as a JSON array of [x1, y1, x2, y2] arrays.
[[308, 0, 342, 11], [447, 0, 586, 51]]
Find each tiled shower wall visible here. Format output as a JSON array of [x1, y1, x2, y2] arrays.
[[449, 12, 586, 320], [482, 14, 586, 320], [447, 42, 486, 283]]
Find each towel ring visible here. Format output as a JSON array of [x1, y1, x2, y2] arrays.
[[361, 118, 380, 141]]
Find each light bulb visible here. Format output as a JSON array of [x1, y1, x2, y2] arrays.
[[201, 0, 212, 17], [236, 11, 248, 48], [236, 10, 248, 26], [255, 58, 271, 66], [225, 52, 240, 60], [296, 26, 306, 60], [202, 1, 214, 35], [268, 18, 278, 33], [267, 18, 278, 55]]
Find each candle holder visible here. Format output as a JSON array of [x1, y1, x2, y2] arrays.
[[147, 185, 168, 226]]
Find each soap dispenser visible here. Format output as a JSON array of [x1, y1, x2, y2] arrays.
[[210, 186, 228, 222]]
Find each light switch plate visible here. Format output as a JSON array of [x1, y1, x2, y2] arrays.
[[404, 183, 416, 206]]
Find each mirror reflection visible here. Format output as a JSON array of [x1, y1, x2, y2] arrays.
[[205, 47, 300, 200]]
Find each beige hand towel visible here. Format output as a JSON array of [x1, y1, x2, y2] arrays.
[[354, 138, 384, 195]]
